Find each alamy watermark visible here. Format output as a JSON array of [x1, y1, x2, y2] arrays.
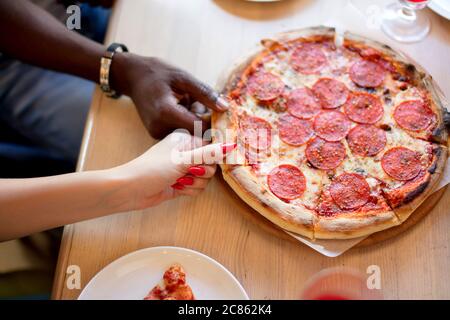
[[169, 121, 274, 166], [66, 5, 81, 30], [367, 265, 382, 290], [66, 264, 81, 290]]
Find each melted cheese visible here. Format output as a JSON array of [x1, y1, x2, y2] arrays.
[[229, 39, 437, 212]]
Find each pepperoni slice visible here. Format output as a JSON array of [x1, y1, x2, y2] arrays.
[[343, 92, 383, 124], [291, 43, 327, 75], [239, 116, 272, 150], [268, 164, 306, 200], [347, 124, 387, 157], [278, 114, 314, 146], [287, 88, 321, 119], [381, 147, 422, 181], [349, 60, 386, 88], [329, 173, 370, 210], [313, 111, 351, 142], [393, 100, 435, 132], [247, 71, 285, 101], [306, 137, 346, 170], [312, 78, 350, 109]]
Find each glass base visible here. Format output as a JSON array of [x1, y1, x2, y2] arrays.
[[381, 2, 430, 43]]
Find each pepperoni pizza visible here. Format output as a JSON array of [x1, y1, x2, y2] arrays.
[[212, 27, 448, 239]]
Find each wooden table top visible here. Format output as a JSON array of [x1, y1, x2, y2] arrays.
[[52, 0, 450, 299]]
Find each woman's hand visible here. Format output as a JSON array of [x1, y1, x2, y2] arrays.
[[110, 132, 236, 210], [0, 132, 235, 241], [111, 53, 229, 139]]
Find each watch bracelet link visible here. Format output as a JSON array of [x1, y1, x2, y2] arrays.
[[99, 43, 129, 98]]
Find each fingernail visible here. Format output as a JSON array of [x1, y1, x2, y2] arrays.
[[176, 176, 194, 185], [216, 95, 229, 111], [171, 183, 184, 190], [188, 166, 206, 176], [222, 143, 237, 154]]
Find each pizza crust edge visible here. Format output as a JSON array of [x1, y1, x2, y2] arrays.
[[223, 165, 315, 239]]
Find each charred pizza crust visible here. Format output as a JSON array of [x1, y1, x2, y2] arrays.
[[212, 26, 448, 240], [387, 144, 447, 222]]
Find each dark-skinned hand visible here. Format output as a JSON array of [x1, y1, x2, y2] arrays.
[[110, 53, 229, 139]]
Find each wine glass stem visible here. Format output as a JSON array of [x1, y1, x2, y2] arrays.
[[400, 6, 417, 22]]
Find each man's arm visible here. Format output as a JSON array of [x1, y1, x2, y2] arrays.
[[0, 0, 103, 83], [0, 0, 228, 138]]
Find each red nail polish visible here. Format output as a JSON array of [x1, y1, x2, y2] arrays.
[[171, 183, 184, 190], [222, 143, 237, 154], [188, 166, 206, 176], [177, 176, 194, 185]]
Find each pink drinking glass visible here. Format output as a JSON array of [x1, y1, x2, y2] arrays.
[[300, 268, 383, 300], [381, 0, 431, 43]]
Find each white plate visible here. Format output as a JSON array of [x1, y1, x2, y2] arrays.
[[78, 246, 249, 300], [429, 0, 450, 20]]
